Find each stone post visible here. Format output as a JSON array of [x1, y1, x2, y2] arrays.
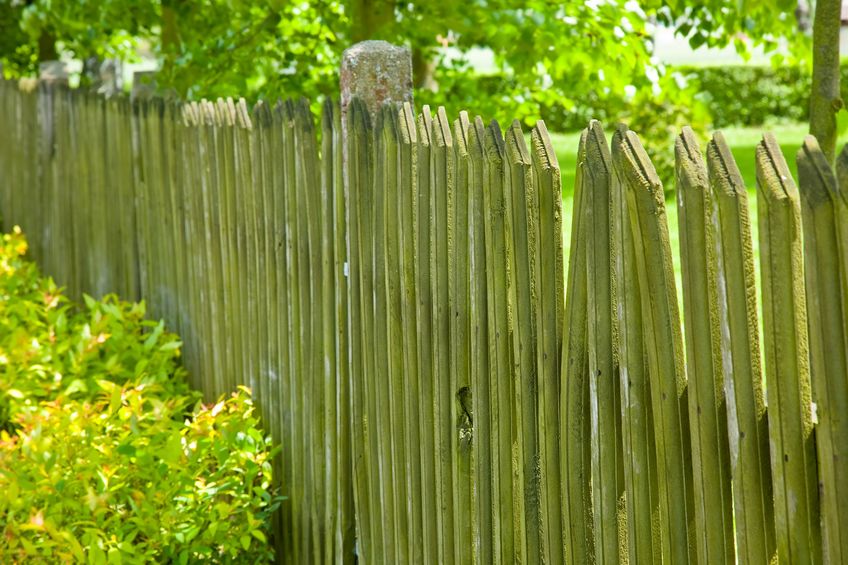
[[339, 39, 413, 212], [340, 40, 413, 123], [38, 60, 69, 86]]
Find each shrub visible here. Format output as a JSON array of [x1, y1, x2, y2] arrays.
[[0, 227, 281, 563]]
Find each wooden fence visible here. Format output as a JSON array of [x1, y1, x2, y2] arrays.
[[1, 75, 847, 564]]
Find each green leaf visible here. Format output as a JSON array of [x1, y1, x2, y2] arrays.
[[240, 535, 251, 550], [159, 340, 182, 352], [116, 443, 136, 457], [110, 385, 122, 413], [143, 322, 164, 351], [88, 543, 107, 565], [160, 433, 183, 464]]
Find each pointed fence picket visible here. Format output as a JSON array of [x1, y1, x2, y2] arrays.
[[2, 74, 848, 564]]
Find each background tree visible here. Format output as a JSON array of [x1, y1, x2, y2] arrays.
[[810, 0, 843, 164], [0, 0, 158, 80], [0, 0, 832, 167]]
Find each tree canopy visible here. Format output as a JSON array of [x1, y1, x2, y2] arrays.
[[0, 0, 809, 126]]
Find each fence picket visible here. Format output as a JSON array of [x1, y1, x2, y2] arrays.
[[345, 98, 376, 564], [583, 120, 624, 564], [481, 120, 515, 565], [504, 120, 535, 564], [797, 136, 848, 564], [373, 104, 403, 562], [611, 124, 660, 564], [756, 133, 822, 563], [675, 127, 735, 563], [707, 131, 776, 563], [612, 129, 696, 564], [465, 114, 493, 565], [5, 76, 848, 565], [430, 107, 456, 565], [397, 102, 423, 564], [451, 111, 474, 565], [415, 105, 439, 565], [530, 120, 564, 565], [562, 128, 594, 565]]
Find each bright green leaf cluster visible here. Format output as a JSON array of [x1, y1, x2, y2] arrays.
[[0, 227, 281, 563]]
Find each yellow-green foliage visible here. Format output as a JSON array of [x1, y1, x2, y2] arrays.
[[0, 227, 280, 564]]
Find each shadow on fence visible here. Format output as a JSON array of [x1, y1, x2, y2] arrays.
[[1, 75, 847, 564]]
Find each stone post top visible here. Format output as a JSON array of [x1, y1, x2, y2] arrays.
[[38, 61, 69, 84], [342, 40, 410, 58], [340, 40, 413, 119]]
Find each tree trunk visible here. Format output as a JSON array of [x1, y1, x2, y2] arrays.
[[37, 31, 58, 63], [161, 1, 181, 77], [810, 0, 842, 164], [412, 47, 435, 89], [349, 0, 395, 42]]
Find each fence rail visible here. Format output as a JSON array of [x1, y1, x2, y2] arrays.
[[1, 75, 847, 564]]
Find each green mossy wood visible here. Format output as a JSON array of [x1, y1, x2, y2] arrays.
[[5, 73, 848, 563], [798, 136, 848, 564], [707, 131, 776, 564], [612, 130, 697, 564], [756, 133, 822, 564], [675, 127, 734, 564]]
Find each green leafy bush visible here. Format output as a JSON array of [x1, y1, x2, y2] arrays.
[[681, 63, 848, 129], [0, 227, 281, 563]]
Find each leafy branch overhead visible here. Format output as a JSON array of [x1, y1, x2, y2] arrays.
[[0, 0, 807, 123]]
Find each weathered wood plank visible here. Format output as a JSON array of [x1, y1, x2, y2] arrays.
[[322, 98, 356, 564], [610, 124, 660, 565], [292, 98, 324, 563], [798, 135, 848, 564], [398, 102, 424, 565], [345, 98, 377, 564], [756, 133, 821, 564], [584, 121, 624, 564], [451, 110, 474, 565], [373, 104, 404, 562], [415, 105, 439, 565], [529, 120, 564, 565], [707, 131, 775, 564], [504, 119, 536, 564], [465, 114, 493, 565], [279, 98, 308, 562], [430, 107, 456, 564], [562, 128, 594, 565], [675, 127, 735, 564], [611, 129, 696, 565], [481, 120, 516, 565], [271, 100, 295, 565]]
